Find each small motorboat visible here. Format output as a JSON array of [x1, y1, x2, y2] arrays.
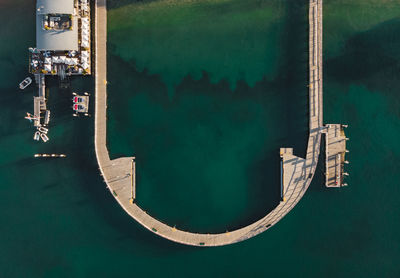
[[44, 110, 51, 125], [40, 133, 49, 143], [19, 77, 32, 90], [38, 126, 48, 134], [33, 131, 40, 141]]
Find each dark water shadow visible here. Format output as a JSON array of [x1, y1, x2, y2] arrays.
[[326, 18, 400, 99], [275, 0, 309, 157], [107, 0, 157, 10], [41, 75, 189, 251]]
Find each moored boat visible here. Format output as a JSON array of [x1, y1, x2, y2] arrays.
[[38, 126, 48, 134], [33, 131, 40, 141], [40, 133, 49, 143], [19, 77, 32, 90]]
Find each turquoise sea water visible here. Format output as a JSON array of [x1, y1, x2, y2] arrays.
[[1, 0, 400, 277]]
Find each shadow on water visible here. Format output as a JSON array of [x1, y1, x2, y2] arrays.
[[326, 18, 400, 97], [232, 0, 309, 229], [38, 75, 185, 249], [275, 0, 309, 157], [106, 0, 309, 233], [107, 0, 157, 10]]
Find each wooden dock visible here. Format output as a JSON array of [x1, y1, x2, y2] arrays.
[[33, 74, 47, 127], [324, 124, 348, 187], [94, 0, 326, 246]]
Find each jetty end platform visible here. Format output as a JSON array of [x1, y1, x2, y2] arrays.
[[324, 124, 349, 187], [94, 0, 348, 246]]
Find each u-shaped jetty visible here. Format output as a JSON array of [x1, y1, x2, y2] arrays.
[[94, 0, 345, 246]]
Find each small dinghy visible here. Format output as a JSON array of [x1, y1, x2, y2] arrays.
[[19, 77, 32, 90], [33, 131, 40, 141], [40, 133, 49, 143]]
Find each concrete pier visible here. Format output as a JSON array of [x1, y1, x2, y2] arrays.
[[324, 124, 348, 187], [94, 0, 325, 246]]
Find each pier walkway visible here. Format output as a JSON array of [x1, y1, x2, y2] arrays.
[[94, 0, 325, 246], [33, 74, 46, 127]]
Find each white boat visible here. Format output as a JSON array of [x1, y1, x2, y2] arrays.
[[19, 77, 32, 90], [73, 103, 87, 113], [38, 126, 48, 134], [44, 110, 50, 125], [40, 133, 49, 143], [33, 131, 40, 141]]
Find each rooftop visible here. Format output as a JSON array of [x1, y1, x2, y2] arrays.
[[36, 0, 78, 51], [36, 0, 74, 15]]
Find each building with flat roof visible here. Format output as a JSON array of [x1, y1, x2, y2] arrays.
[[36, 0, 78, 51], [30, 0, 91, 76], [26, 0, 91, 139]]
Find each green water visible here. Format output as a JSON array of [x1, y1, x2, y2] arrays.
[[1, 0, 400, 277], [107, 0, 309, 232]]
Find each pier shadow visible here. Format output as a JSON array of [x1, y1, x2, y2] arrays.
[[275, 0, 309, 157]]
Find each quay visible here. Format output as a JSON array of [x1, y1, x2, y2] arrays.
[[324, 124, 348, 187], [94, 0, 346, 246], [33, 74, 46, 127]]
